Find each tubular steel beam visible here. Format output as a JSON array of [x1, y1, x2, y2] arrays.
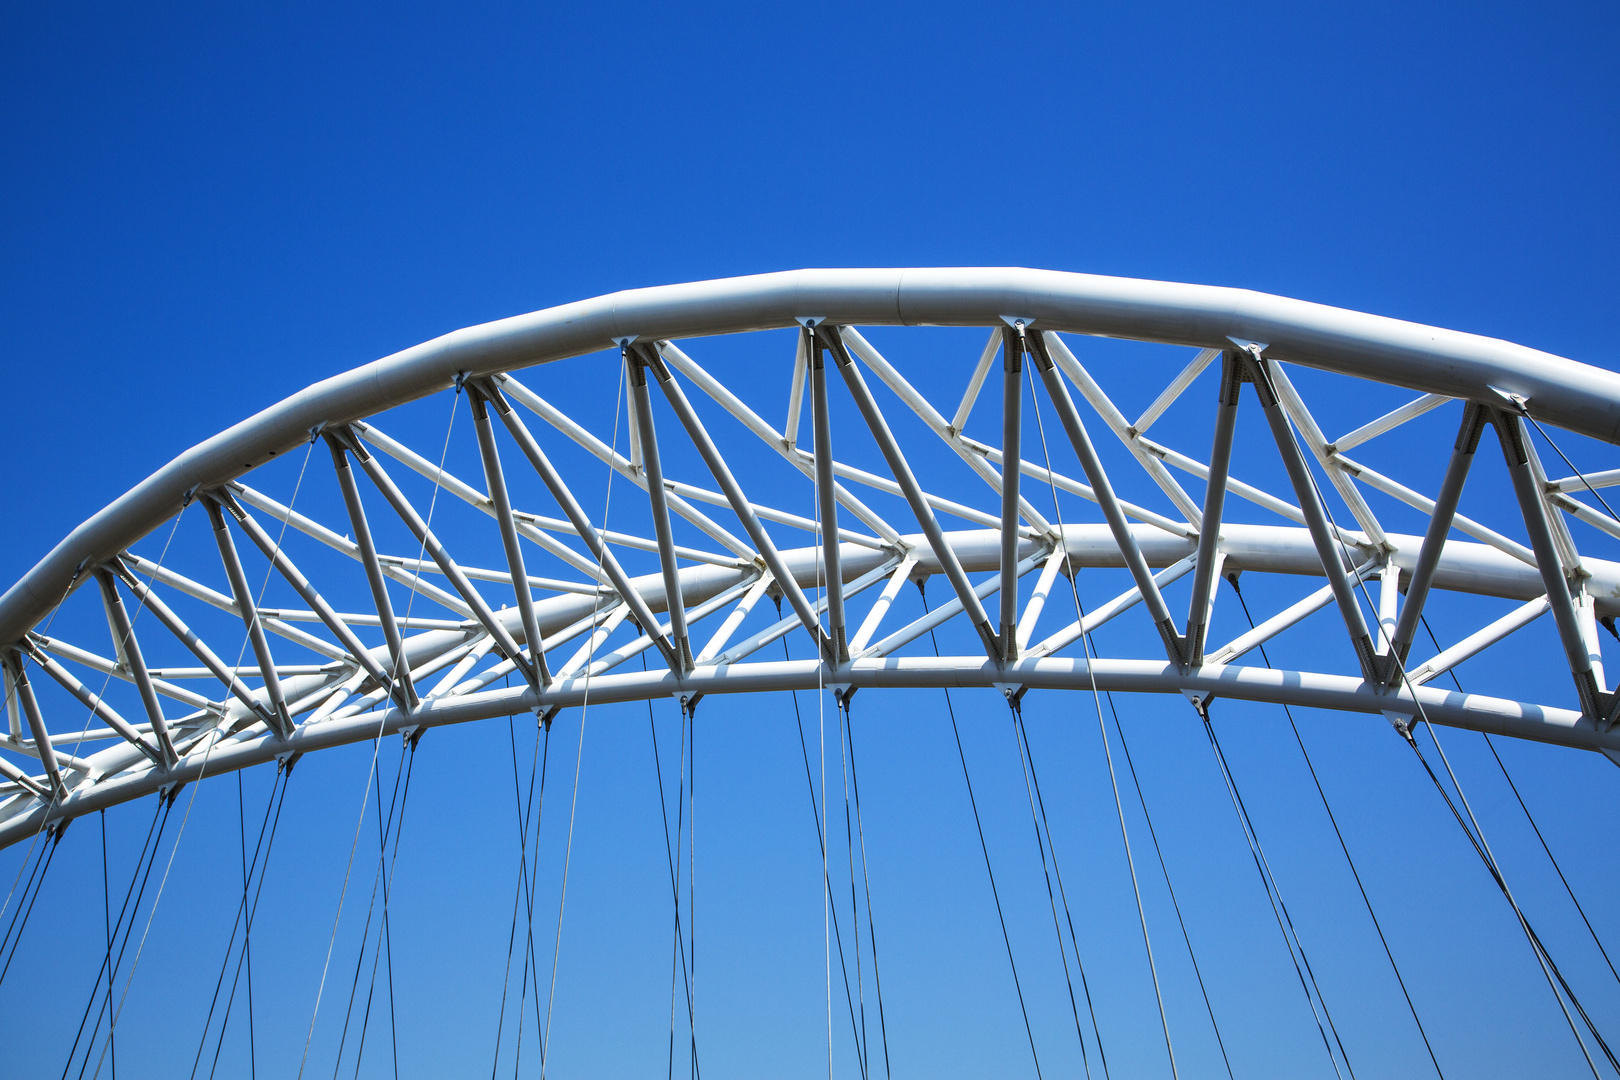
[[830, 328, 1003, 663], [627, 347, 695, 671], [480, 381, 679, 674], [4, 654, 63, 796], [94, 569, 178, 765], [999, 324, 1024, 662], [467, 385, 551, 688], [1028, 331, 1185, 666], [1492, 407, 1605, 719], [809, 327, 849, 662], [1242, 349, 1380, 682], [640, 342, 834, 665], [204, 497, 293, 736], [1385, 403, 1487, 674], [21, 643, 164, 766], [214, 491, 415, 714], [326, 434, 416, 705], [346, 430, 536, 686], [0, 752, 49, 800], [113, 559, 280, 729], [1186, 352, 1241, 663]]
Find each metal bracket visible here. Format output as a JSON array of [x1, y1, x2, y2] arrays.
[[1382, 709, 1416, 741], [674, 691, 703, 719], [993, 681, 1026, 708]]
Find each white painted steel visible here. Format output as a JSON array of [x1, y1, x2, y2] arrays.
[[3, 267, 1619, 845]]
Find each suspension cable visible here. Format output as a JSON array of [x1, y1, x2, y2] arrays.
[[835, 696, 871, 1079], [1005, 697, 1095, 1080], [101, 812, 114, 1080], [920, 591, 1043, 1079], [334, 740, 410, 1078], [73, 793, 177, 1080], [4, 505, 188, 996], [1011, 700, 1112, 1080], [207, 763, 293, 1080], [1228, 576, 1444, 1078], [1100, 699, 1235, 1080], [642, 654, 698, 1080], [1199, 703, 1354, 1079], [492, 709, 551, 1077], [781, 634, 871, 1077], [1025, 353, 1178, 1078], [1272, 361, 1611, 1076], [59, 797, 165, 1080], [1420, 614, 1620, 990], [540, 356, 628, 1079], [841, 696, 893, 1080], [189, 766, 285, 1078]]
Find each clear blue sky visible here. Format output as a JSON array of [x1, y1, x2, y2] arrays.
[[3, 2, 1619, 1077]]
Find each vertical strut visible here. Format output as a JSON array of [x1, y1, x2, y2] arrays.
[[1241, 349, 1379, 682], [628, 347, 695, 672], [94, 569, 178, 765], [999, 325, 1024, 663], [809, 327, 849, 663], [1028, 332, 1185, 666], [1185, 352, 1241, 664], [326, 435, 417, 705], [468, 385, 552, 688], [205, 498, 293, 736]]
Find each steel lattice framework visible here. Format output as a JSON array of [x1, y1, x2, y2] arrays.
[[3, 267, 1618, 848]]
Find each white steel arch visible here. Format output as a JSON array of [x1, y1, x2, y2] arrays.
[[2, 267, 1618, 847]]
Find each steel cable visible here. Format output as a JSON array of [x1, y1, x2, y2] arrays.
[[1026, 351, 1178, 1078], [1005, 697, 1096, 1080], [1420, 614, 1620, 991], [1227, 576, 1444, 1078], [1271, 358, 1610, 1076], [207, 765, 293, 1080], [920, 590, 1044, 1080]]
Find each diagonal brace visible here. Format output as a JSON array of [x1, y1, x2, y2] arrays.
[[1491, 407, 1611, 722], [113, 558, 282, 730], [94, 569, 179, 765], [341, 427, 536, 687], [1028, 332, 1185, 666], [1242, 348, 1379, 682], [205, 498, 294, 736], [829, 328, 1003, 663], [1185, 352, 1242, 663], [638, 342, 836, 665], [467, 384, 552, 687], [479, 378, 680, 675], [1380, 403, 1487, 679], [325, 434, 417, 705], [212, 490, 418, 714]]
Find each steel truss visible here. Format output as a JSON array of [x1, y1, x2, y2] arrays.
[[3, 267, 1619, 847]]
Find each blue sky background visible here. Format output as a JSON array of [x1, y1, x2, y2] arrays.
[[3, 2, 1619, 1077]]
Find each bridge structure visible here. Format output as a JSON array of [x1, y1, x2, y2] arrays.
[[3, 268, 1618, 1076]]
